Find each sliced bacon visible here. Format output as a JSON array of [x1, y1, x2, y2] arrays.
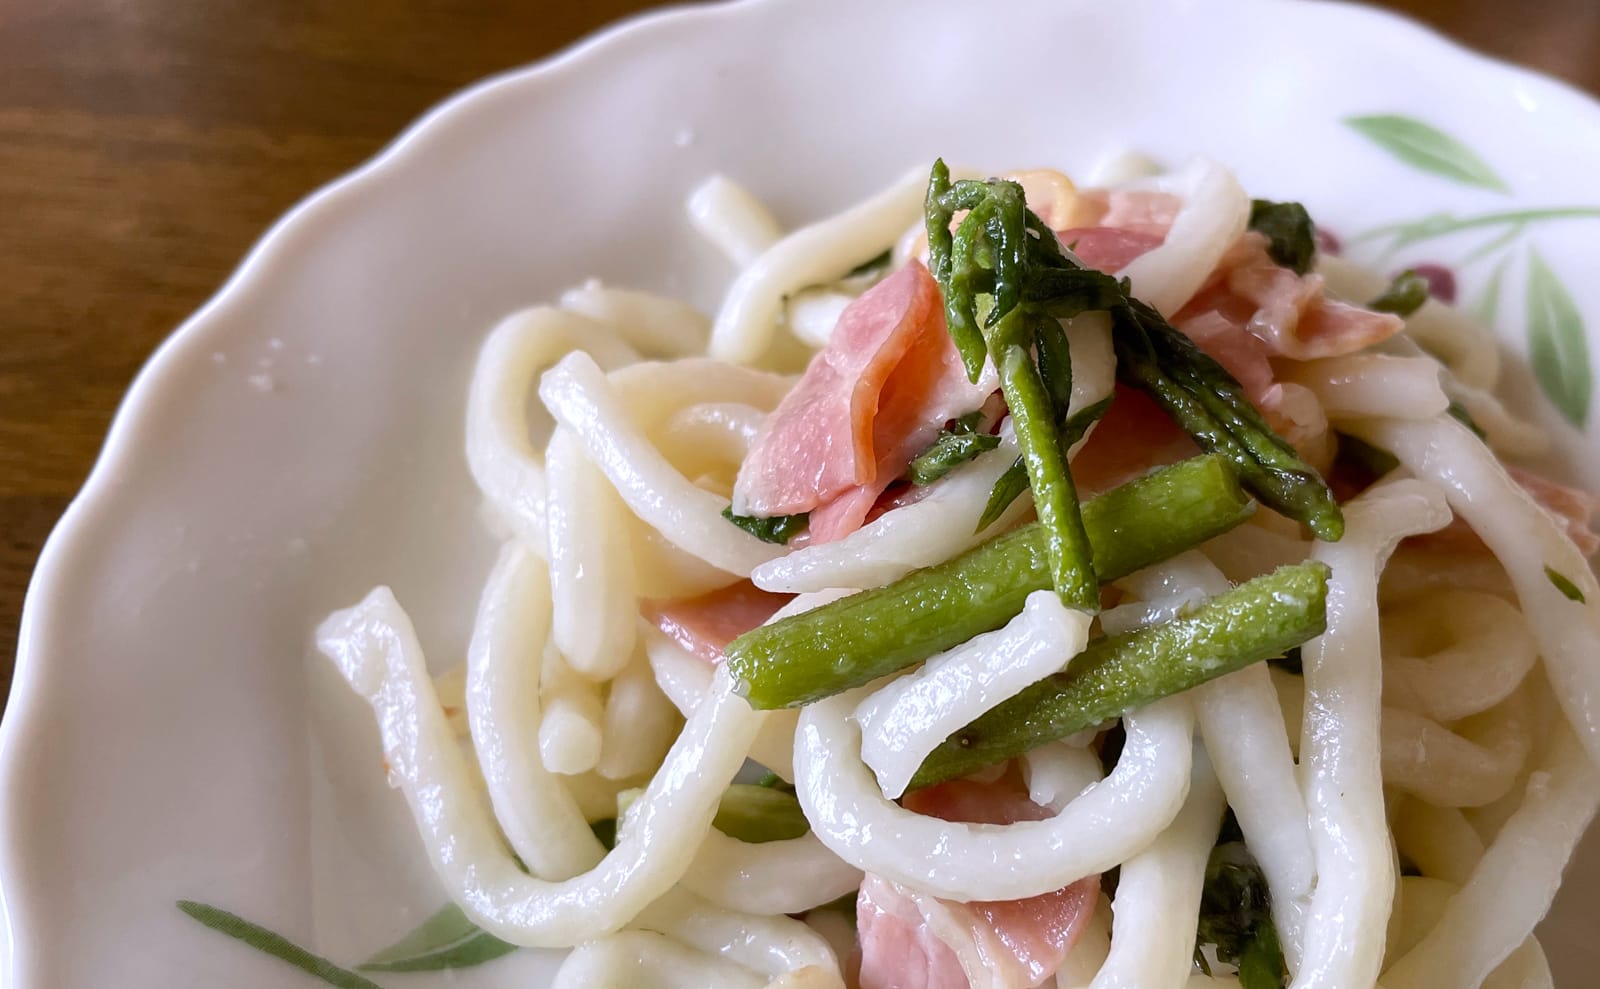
[[641, 581, 790, 663], [1069, 385, 1198, 495], [732, 261, 994, 544], [1058, 227, 1165, 275], [856, 780, 1100, 989], [1219, 232, 1404, 359]]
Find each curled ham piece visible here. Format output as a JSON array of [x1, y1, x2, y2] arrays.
[[731, 261, 994, 544], [641, 580, 790, 663], [857, 780, 1100, 989], [1411, 465, 1600, 559]]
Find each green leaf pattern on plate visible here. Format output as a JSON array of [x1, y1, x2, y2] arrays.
[[1526, 249, 1592, 426], [1345, 113, 1511, 193], [359, 903, 518, 972], [179, 898, 517, 986], [1346, 114, 1597, 426]]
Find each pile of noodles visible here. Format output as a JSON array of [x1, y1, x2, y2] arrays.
[[316, 156, 1600, 989]]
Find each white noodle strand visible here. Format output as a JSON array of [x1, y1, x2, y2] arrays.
[[687, 174, 785, 269], [1087, 748, 1225, 989], [317, 589, 763, 947], [795, 691, 1195, 901], [854, 590, 1092, 798], [1293, 479, 1452, 989], [711, 167, 928, 363]]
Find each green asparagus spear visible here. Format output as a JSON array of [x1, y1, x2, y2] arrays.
[[1112, 300, 1344, 540], [908, 412, 1000, 486], [726, 454, 1254, 709], [908, 561, 1331, 789]]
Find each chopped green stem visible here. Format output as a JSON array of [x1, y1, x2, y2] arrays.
[[1368, 270, 1430, 316], [909, 561, 1331, 789], [995, 325, 1097, 609], [726, 455, 1254, 709], [722, 507, 808, 545], [978, 396, 1113, 532], [908, 413, 1001, 486]]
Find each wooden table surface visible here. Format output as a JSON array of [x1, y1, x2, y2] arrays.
[[4, 0, 1599, 712]]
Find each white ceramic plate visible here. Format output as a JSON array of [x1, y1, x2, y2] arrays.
[[7, 0, 1600, 984]]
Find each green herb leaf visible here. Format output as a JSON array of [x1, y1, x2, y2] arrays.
[[1445, 400, 1487, 440], [713, 783, 811, 843], [176, 901, 384, 989], [1368, 269, 1430, 316], [1247, 200, 1318, 275], [1345, 114, 1511, 193], [1237, 923, 1289, 989], [359, 903, 516, 973], [908, 414, 1002, 485], [1526, 249, 1593, 426], [1195, 841, 1283, 985], [1546, 565, 1587, 603], [722, 506, 809, 545]]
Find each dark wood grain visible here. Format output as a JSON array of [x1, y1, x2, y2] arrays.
[[2, 1, 1598, 711]]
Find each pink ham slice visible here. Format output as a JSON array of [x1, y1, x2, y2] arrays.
[[856, 780, 1100, 989], [732, 261, 993, 544], [641, 581, 791, 663]]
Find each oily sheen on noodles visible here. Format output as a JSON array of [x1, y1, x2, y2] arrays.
[[315, 155, 1600, 989]]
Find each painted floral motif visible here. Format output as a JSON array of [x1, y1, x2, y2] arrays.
[[1344, 113, 1598, 426]]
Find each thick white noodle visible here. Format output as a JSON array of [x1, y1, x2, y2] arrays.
[[1082, 149, 1165, 187], [1121, 552, 1314, 965], [657, 401, 766, 484], [1379, 726, 1600, 989], [680, 827, 863, 915], [1350, 415, 1600, 764], [1445, 377, 1551, 456], [854, 591, 1092, 798], [1380, 590, 1537, 722], [1024, 742, 1105, 813], [785, 288, 856, 348], [1086, 748, 1225, 989], [795, 691, 1195, 901], [465, 308, 639, 546], [1055, 896, 1113, 989], [545, 425, 638, 679], [1280, 355, 1449, 421], [1380, 698, 1531, 807], [687, 174, 784, 269], [316, 589, 762, 947], [1117, 159, 1249, 317], [553, 930, 765, 989], [1482, 938, 1555, 989], [558, 281, 712, 358], [537, 643, 605, 775], [710, 167, 928, 363], [538, 352, 786, 576], [643, 625, 800, 780], [1293, 478, 1453, 989], [1390, 796, 1485, 885], [465, 542, 604, 879], [596, 641, 682, 781], [633, 887, 843, 983], [752, 424, 1021, 593]]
